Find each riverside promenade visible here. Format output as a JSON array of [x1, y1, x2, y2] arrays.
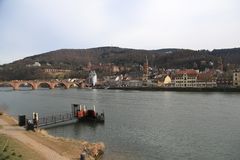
[[0, 115, 70, 160]]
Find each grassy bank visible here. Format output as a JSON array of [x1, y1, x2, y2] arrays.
[[0, 114, 45, 160], [0, 134, 44, 160]]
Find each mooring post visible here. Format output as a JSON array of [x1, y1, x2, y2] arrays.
[[80, 152, 86, 160], [42, 117, 44, 126]]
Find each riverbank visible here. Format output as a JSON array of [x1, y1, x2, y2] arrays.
[[107, 87, 240, 92], [0, 133, 45, 160], [0, 113, 104, 160]]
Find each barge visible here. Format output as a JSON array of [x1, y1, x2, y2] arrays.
[[72, 104, 105, 123]]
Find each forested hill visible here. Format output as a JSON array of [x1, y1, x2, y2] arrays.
[[7, 47, 240, 67], [0, 47, 240, 80], [16, 47, 180, 67]]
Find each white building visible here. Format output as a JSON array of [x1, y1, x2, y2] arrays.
[[174, 69, 198, 87], [32, 62, 41, 67], [26, 61, 41, 67], [233, 71, 240, 87], [174, 69, 216, 88], [89, 71, 97, 86], [122, 80, 143, 87]]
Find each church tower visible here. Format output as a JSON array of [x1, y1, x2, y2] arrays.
[[142, 56, 149, 82], [218, 57, 223, 71]]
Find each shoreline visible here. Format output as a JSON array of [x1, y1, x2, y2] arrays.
[[0, 113, 105, 160], [106, 87, 240, 92]]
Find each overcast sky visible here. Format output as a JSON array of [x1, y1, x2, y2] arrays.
[[0, 0, 239, 64]]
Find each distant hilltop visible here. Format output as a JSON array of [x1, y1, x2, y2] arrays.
[[0, 46, 240, 80]]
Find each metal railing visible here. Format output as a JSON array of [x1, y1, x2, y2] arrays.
[[38, 112, 75, 127]]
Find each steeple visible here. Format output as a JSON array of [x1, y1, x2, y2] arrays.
[[145, 56, 148, 65], [142, 56, 149, 82], [218, 57, 223, 71], [87, 61, 92, 71]]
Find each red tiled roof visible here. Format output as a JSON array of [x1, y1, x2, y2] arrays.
[[176, 69, 198, 75], [197, 71, 215, 81]]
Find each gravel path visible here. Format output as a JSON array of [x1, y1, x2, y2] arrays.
[[0, 118, 70, 160]]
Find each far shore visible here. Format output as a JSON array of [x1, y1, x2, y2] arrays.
[[106, 87, 240, 92], [1, 85, 240, 92]]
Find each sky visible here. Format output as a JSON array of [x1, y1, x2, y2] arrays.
[[0, 0, 240, 64]]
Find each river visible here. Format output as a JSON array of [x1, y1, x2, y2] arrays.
[[0, 88, 240, 160]]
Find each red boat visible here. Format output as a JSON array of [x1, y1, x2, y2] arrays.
[[71, 104, 105, 123]]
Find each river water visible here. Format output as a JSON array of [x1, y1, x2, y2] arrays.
[[1, 88, 240, 160]]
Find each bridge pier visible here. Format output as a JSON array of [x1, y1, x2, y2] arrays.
[[10, 82, 20, 90], [31, 83, 38, 90], [13, 86, 19, 90], [65, 84, 70, 89], [49, 83, 55, 89], [80, 82, 86, 88]]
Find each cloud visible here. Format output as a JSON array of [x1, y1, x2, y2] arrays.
[[0, 0, 239, 64]]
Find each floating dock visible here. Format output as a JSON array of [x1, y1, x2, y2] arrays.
[[19, 104, 105, 130]]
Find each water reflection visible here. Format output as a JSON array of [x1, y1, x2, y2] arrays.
[[1, 89, 240, 160]]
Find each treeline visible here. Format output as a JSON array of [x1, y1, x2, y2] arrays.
[[0, 47, 240, 80]]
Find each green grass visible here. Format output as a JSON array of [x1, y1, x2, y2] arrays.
[[0, 134, 23, 160], [0, 134, 43, 160]]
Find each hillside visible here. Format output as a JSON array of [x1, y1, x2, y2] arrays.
[[0, 47, 240, 80]]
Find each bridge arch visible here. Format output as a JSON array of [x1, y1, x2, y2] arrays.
[[69, 82, 81, 88], [14, 82, 36, 90], [73, 82, 85, 88], [54, 82, 70, 89], [37, 82, 54, 89], [0, 82, 15, 90]]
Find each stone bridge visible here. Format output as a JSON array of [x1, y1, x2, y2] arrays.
[[0, 80, 86, 90]]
